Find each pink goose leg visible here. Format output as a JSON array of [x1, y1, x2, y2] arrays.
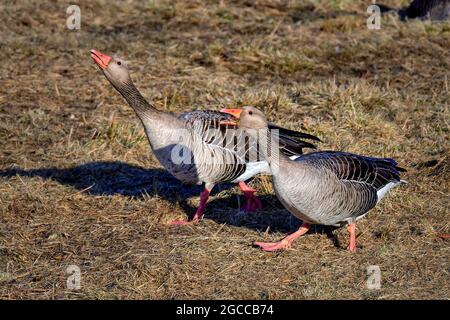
[[169, 188, 211, 226], [238, 181, 263, 212], [347, 223, 357, 253], [254, 223, 311, 251]]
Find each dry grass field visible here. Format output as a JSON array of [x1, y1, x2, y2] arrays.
[[0, 0, 449, 299]]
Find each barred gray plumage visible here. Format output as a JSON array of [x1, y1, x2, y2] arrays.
[[91, 50, 320, 223], [272, 151, 406, 227], [230, 106, 406, 253]]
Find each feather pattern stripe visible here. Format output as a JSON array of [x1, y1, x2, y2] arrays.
[[268, 150, 406, 225], [176, 110, 319, 184]]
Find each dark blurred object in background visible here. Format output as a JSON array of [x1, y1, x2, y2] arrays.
[[381, 0, 450, 21]]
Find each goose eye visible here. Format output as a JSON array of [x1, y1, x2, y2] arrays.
[[117, 61, 122, 65], [248, 111, 253, 115]]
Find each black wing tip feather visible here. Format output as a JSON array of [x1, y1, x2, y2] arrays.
[[280, 141, 317, 157], [267, 124, 321, 156], [268, 123, 322, 142], [278, 135, 318, 156], [296, 140, 317, 150], [380, 157, 407, 173]]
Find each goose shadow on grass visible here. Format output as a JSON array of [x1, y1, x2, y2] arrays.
[[0, 161, 340, 243]]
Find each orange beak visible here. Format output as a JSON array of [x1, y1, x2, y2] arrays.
[[220, 108, 242, 118], [219, 108, 242, 126], [90, 49, 112, 69]]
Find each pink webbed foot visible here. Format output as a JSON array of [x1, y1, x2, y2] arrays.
[[238, 181, 263, 212], [168, 210, 203, 226], [168, 188, 210, 226], [254, 223, 310, 252], [254, 239, 292, 251]]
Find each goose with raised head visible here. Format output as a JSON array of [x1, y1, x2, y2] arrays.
[[90, 50, 320, 224], [222, 106, 406, 253]]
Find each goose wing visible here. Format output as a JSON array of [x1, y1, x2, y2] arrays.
[[177, 110, 320, 158], [295, 151, 406, 223], [177, 110, 321, 183], [298, 151, 405, 191]]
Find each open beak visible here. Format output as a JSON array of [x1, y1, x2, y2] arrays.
[[90, 49, 112, 69], [219, 108, 242, 126]]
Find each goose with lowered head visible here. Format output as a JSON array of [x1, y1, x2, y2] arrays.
[[222, 106, 406, 252]]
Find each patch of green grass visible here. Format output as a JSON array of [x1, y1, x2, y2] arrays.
[[90, 119, 147, 149]]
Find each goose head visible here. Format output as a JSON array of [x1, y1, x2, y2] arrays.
[[221, 106, 268, 130], [90, 49, 131, 89]]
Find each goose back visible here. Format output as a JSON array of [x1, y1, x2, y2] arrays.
[[140, 111, 245, 185], [170, 110, 319, 185], [273, 151, 405, 226]]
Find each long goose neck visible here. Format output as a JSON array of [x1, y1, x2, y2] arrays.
[[267, 149, 293, 176], [115, 80, 160, 121], [255, 128, 292, 173]]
